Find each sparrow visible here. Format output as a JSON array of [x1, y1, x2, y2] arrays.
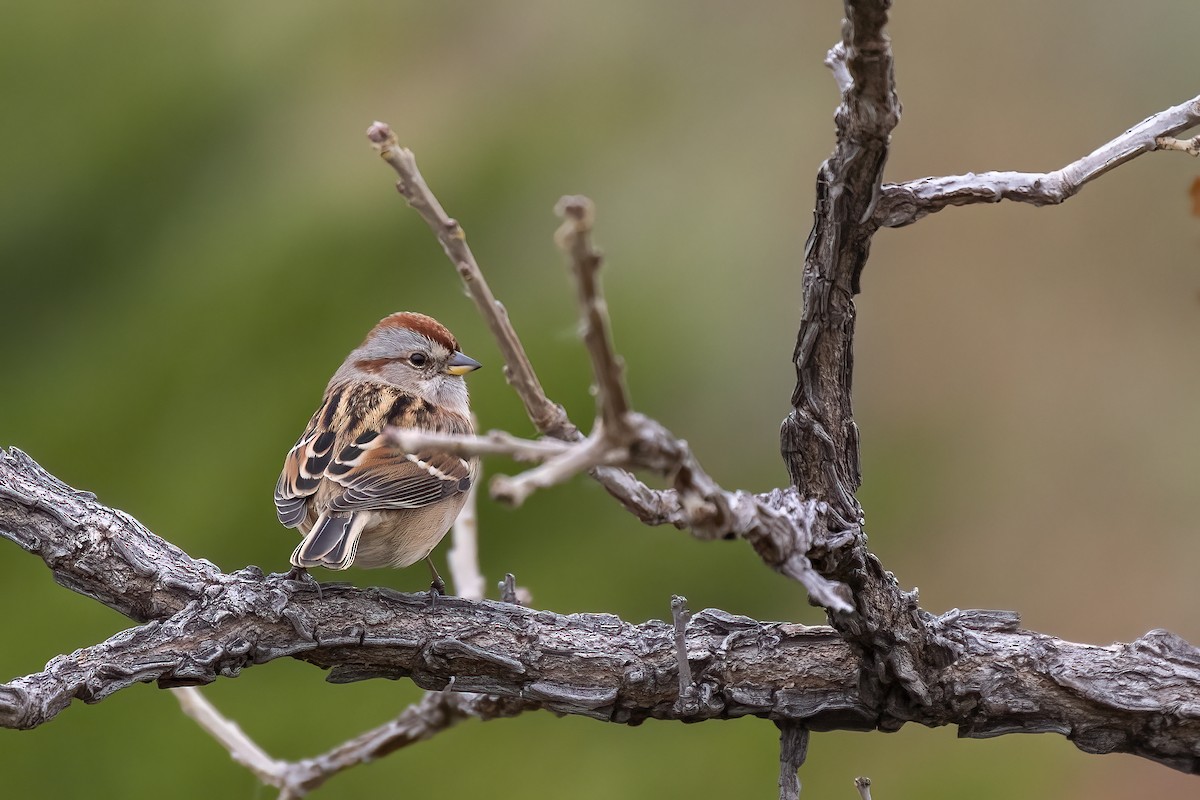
[[274, 312, 481, 593]]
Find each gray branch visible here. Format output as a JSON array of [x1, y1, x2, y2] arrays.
[[874, 94, 1200, 228], [3, 448, 1200, 772], [777, 721, 809, 800]]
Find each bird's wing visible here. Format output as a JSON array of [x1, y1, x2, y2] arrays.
[[324, 430, 473, 513], [274, 422, 337, 528], [275, 383, 473, 523]]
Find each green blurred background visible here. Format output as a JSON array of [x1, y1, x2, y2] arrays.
[[2, 1, 1198, 796]]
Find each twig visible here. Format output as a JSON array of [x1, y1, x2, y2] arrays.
[[670, 596, 693, 694], [824, 41, 852, 93], [555, 195, 631, 436], [490, 432, 612, 507], [777, 721, 810, 800], [367, 122, 577, 441], [386, 428, 574, 463], [854, 776, 873, 800], [875, 94, 1200, 228], [172, 687, 286, 785], [1157, 134, 1200, 157], [175, 683, 516, 798], [446, 477, 485, 602], [499, 573, 520, 605]]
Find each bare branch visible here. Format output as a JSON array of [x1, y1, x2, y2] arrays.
[[781, 0, 963, 722], [670, 595, 695, 716], [172, 687, 285, 785], [386, 427, 574, 463], [366, 121, 577, 441], [490, 432, 612, 507], [0, 447, 220, 621], [555, 194, 632, 436], [1157, 133, 1200, 157], [173, 683, 521, 798], [777, 721, 810, 800], [446, 477, 485, 602], [875, 94, 1200, 228]]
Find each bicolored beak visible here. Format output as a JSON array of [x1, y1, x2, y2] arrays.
[[444, 351, 482, 376]]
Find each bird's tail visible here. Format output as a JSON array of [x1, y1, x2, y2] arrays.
[[291, 512, 368, 570]]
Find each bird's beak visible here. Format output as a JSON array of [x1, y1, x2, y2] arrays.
[[444, 351, 482, 376]]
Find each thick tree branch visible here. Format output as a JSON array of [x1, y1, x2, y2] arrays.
[[781, 5, 1200, 740], [778, 0, 959, 724], [4, 449, 1200, 772], [874, 94, 1200, 228]]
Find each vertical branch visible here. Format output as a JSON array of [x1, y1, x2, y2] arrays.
[[555, 195, 632, 436], [670, 595, 697, 716], [778, 0, 958, 720], [779, 0, 899, 528], [777, 721, 810, 800], [446, 473, 485, 601]]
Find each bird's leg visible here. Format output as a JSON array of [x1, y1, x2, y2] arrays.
[[281, 565, 323, 599], [425, 557, 447, 598]]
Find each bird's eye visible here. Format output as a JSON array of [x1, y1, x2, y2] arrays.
[[408, 352, 429, 367]]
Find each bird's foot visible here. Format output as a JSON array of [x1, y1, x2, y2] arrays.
[[426, 576, 446, 609], [281, 565, 323, 599]]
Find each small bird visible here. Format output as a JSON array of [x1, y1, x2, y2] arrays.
[[274, 312, 481, 594]]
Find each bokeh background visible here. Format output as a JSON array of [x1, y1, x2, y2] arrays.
[[2, 1, 1198, 797]]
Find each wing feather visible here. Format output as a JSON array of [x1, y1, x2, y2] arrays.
[[275, 382, 474, 529]]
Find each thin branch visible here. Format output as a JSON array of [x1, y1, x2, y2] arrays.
[[446, 477, 485, 602], [366, 122, 577, 441], [777, 721, 810, 800], [386, 427, 574, 463], [498, 573, 522, 605], [364, 121, 721, 570], [555, 194, 632, 436], [490, 432, 612, 507], [174, 683, 521, 798], [670, 595, 695, 716], [173, 687, 285, 785], [1157, 133, 1200, 157], [388, 419, 853, 610], [874, 94, 1200, 228]]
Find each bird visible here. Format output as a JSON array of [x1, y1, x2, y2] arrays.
[[273, 311, 481, 594]]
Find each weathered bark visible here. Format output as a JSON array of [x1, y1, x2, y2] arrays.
[[3, 448, 1200, 772]]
